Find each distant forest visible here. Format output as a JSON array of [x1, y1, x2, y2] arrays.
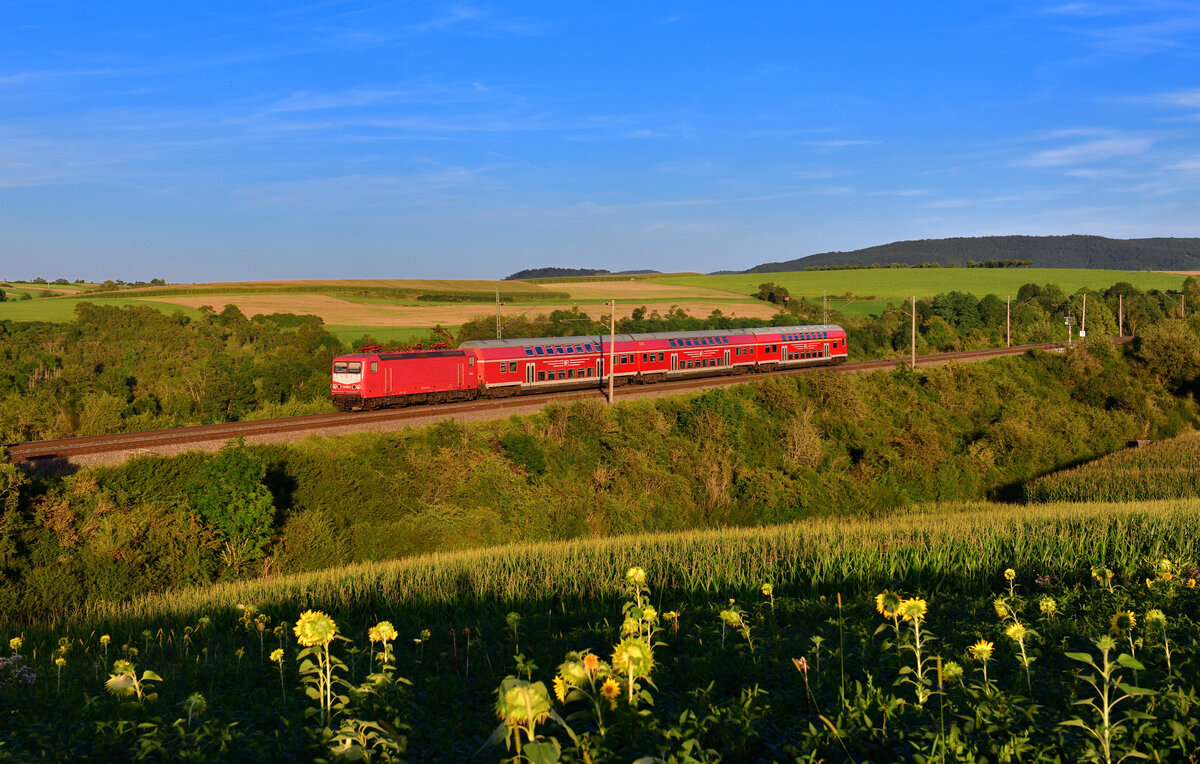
[[747, 235, 1200, 273]]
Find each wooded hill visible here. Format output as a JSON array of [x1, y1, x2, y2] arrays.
[[748, 235, 1200, 272]]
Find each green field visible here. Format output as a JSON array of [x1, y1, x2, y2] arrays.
[[1, 269, 1188, 329], [324, 324, 456, 346], [660, 268, 1189, 301], [6, 498, 1197, 761], [0, 296, 203, 323]]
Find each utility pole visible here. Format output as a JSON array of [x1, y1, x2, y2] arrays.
[[1080, 294, 1087, 338], [496, 290, 502, 340], [1119, 294, 1124, 337], [823, 290, 828, 324], [1006, 296, 1011, 348], [607, 300, 616, 404], [911, 295, 916, 369]]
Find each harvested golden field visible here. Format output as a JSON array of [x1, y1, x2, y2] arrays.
[[144, 293, 777, 327], [552, 278, 744, 300]]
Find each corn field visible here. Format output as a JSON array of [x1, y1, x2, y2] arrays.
[[2, 498, 1199, 761], [1025, 434, 1200, 503]]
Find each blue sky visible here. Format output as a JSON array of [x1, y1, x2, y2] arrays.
[[2, 1, 1199, 281]]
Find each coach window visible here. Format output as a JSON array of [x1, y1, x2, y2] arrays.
[[535, 347, 545, 356], [669, 339, 677, 347], [524, 347, 533, 356], [370, 362, 378, 373], [538, 371, 546, 381], [568, 369, 575, 379], [558, 370, 566, 380]]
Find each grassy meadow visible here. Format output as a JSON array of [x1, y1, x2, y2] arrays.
[[3, 498, 1198, 761]]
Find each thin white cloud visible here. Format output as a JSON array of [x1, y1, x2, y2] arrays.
[[803, 140, 875, 148], [1016, 136, 1151, 166]]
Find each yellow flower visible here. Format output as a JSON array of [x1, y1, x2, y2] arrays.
[[625, 567, 646, 586], [1188, 578, 1196, 589], [1005, 623, 1027, 642], [99, 634, 110, 646], [993, 599, 1010, 619], [8, 637, 21, 652], [294, 610, 338, 648], [552, 675, 568, 703], [269, 648, 284, 663], [600, 677, 620, 701], [369, 620, 397, 644], [1039, 597, 1057, 617], [642, 605, 658, 622], [761, 583, 774, 597], [1004, 568, 1016, 581], [54, 656, 66, 668], [1111, 610, 1136, 633], [234, 647, 245, 660], [875, 590, 901, 618], [899, 598, 928, 623], [968, 640, 994, 662], [583, 652, 601, 675]]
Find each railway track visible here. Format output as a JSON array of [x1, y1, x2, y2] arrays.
[[6, 339, 1116, 467]]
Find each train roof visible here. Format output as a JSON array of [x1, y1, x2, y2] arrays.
[[335, 350, 467, 361], [458, 324, 843, 350]]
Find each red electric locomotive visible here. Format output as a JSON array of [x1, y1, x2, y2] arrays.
[[331, 325, 847, 410]]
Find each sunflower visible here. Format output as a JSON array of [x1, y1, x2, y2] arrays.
[[942, 661, 964, 682], [294, 610, 338, 648], [600, 677, 621, 701], [269, 648, 284, 663], [899, 598, 928, 623], [761, 583, 774, 597], [875, 590, 902, 618], [1005, 623, 1027, 642], [1004, 568, 1016, 581], [993, 599, 1011, 620], [369, 620, 397, 644], [625, 567, 647, 586], [1039, 597, 1057, 617], [552, 675, 568, 703], [968, 640, 994, 662], [612, 637, 654, 679], [583, 652, 601, 676], [557, 658, 589, 687], [494, 677, 552, 727], [8, 637, 21, 652], [1145, 609, 1166, 628], [1111, 610, 1136, 633]]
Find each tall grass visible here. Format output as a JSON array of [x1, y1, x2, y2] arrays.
[[84, 499, 1200, 627], [1025, 434, 1200, 502]]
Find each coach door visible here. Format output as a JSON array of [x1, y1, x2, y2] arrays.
[[823, 342, 830, 359], [670, 354, 678, 371], [723, 349, 730, 367], [526, 363, 535, 384]]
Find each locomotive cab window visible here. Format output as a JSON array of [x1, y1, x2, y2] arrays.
[[370, 362, 378, 373], [467, 358, 474, 367]]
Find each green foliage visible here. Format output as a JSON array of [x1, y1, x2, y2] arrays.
[[1135, 319, 1200, 388], [0, 303, 342, 442], [500, 430, 547, 478], [185, 440, 276, 569]]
